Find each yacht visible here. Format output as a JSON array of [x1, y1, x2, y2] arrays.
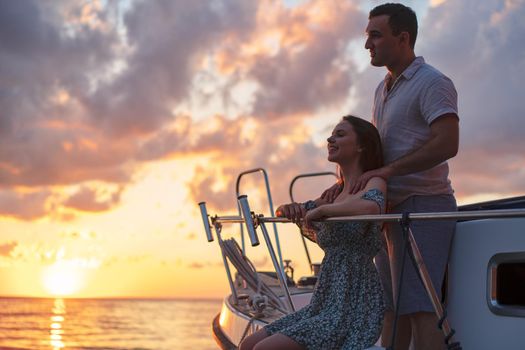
[[198, 168, 525, 349]]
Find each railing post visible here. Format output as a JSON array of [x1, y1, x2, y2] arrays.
[[236, 168, 284, 271], [198, 202, 214, 242], [214, 223, 239, 305], [238, 195, 260, 247], [289, 171, 337, 273], [259, 221, 295, 312]]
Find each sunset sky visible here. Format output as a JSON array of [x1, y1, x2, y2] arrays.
[[1, 0, 524, 299]]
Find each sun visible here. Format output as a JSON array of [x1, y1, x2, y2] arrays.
[[42, 261, 84, 296]]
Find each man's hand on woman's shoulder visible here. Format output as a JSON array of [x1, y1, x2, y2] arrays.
[[350, 167, 392, 194], [320, 182, 343, 203]]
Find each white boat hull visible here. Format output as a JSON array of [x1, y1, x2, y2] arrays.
[[448, 217, 525, 349], [213, 216, 525, 349]]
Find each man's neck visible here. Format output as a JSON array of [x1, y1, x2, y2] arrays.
[[386, 52, 416, 83]]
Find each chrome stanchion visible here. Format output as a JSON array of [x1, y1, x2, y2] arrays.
[[213, 222, 239, 305], [259, 221, 296, 313], [198, 202, 214, 242], [238, 195, 295, 313], [238, 195, 260, 247]]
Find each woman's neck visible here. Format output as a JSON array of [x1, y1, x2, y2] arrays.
[[339, 162, 363, 194]]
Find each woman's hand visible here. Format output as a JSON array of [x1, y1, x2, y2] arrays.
[[275, 203, 305, 223]]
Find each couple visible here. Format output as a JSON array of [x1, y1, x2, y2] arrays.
[[241, 2, 459, 350]]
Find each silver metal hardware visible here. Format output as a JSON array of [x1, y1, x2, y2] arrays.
[[289, 171, 338, 273], [236, 168, 283, 270], [238, 195, 260, 247], [259, 221, 295, 312], [198, 202, 214, 242]]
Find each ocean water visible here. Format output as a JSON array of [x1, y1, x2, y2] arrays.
[[0, 297, 222, 350]]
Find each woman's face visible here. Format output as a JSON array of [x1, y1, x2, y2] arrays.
[[327, 121, 360, 164]]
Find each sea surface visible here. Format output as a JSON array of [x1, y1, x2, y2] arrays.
[[0, 297, 222, 350]]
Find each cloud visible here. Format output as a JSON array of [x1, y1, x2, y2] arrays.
[[1, 0, 524, 222], [86, 0, 258, 136], [210, 1, 365, 118], [0, 0, 260, 218], [418, 0, 525, 198], [0, 0, 365, 221], [188, 260, 224, 269], [63, 186, 123, 212], [0, 189, 51, 220], [0, 241, 18, 257], [185, 115, 331, 212], [0, 0, 127, 190]]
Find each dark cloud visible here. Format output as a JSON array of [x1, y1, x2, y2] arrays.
[[0, 0, 124, 189], [87, 0, 257, 136], [0, 0, 259, 219]]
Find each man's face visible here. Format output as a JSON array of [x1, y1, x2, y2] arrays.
[[365, 15, 402, 67]]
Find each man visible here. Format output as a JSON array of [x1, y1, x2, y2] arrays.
[[326, 3, 459, 349]]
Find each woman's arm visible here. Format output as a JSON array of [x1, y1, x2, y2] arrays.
[[275, 193, 333, 222], [304, 177, 386, 225]]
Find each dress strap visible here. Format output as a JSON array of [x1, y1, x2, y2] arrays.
[[360, 188, 385, 214]]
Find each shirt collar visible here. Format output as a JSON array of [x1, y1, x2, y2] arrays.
[[384, 56, 425, 85]]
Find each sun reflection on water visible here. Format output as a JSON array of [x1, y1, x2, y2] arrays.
[[50, 299, 66, 349]]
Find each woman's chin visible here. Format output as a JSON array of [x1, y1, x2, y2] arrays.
[[327, 154, 338, 163]]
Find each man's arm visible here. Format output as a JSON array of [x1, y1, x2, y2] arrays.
[[350, 113, 459, 193]]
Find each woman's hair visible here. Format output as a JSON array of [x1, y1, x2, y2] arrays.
[[342, 115, 384, 172]]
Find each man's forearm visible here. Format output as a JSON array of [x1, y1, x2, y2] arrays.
[[386, 114, 459, 177]]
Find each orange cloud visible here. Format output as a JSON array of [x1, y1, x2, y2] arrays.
[[0, 241, 18, 257], [0, 189, 52, 220], [63, 186, 123, 212]]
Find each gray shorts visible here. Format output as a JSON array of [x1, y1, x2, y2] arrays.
[[375, 194, 457, 315]]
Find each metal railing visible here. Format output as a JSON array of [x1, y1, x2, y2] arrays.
[[258, 208, 525, 223], [236, 168, 283, 271], [289, 171, 338, 273]]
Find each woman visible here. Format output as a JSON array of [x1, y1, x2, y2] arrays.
[[239, 115, 386, 350]]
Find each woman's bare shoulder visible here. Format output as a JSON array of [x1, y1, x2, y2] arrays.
[[365, 176, 387, 192]]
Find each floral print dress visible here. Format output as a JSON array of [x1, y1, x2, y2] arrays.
[[264, 189, 385, 350]]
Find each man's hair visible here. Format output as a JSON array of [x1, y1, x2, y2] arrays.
[[342, 115, 384, 172], [369, 3, 418, 49]]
